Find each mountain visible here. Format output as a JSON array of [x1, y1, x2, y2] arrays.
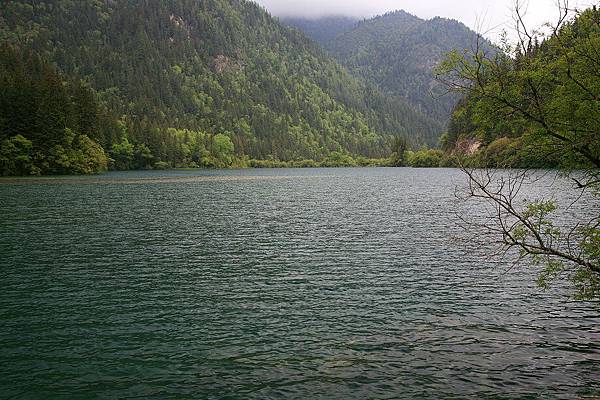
[[441, 6, 600, 170], [281, 16, 358, 44], [285, 11, 495, 132], [0, 0, 441, 175]]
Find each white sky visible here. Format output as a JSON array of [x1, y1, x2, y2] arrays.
[[254, 0, 597, 42]]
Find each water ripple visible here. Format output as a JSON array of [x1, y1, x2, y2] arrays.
[[1, 168, 599, 399]]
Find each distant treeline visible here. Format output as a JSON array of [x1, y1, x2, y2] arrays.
[[0, 0, 441, 176]]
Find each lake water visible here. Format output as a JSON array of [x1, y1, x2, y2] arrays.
[[1, 168, 599, 399]]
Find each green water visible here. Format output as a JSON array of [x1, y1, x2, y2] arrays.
[[1, 168, 598, 399]]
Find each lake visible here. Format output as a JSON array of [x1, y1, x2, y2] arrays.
[[1, 168, 599, 399]]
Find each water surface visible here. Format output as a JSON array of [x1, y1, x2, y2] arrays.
[[1, 168, 599, 399]]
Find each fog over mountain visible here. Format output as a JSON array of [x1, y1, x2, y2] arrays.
[[255, 0, 596, 41], [282, 10, 497, 131]]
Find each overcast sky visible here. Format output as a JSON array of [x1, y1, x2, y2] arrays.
[[254, 0, 597, 42]]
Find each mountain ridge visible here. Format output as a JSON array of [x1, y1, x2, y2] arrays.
[[280, 15, 359, 44], [0, 0, 443, 175], [284, 10, 495, 132]]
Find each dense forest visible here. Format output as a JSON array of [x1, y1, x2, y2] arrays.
[[0, 46, 112, 175], [285, 7, 599, 170], [281, 16, 358, 44], [0, 0, 440, 175], [438, 6, 600, 170], [285, 11, 494, 130], [4, 1, 594, 175]]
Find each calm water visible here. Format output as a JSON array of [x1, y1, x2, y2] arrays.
[[1, 168, 599, 399]]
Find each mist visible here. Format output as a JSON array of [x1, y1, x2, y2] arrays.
[[254, 0, 596, 41]]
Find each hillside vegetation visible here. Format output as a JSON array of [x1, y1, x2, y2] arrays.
[[440, 6, 600, 170], [285, 11, 494, 131], [281, 16, 358, 44], [0, 0, 438, 175]]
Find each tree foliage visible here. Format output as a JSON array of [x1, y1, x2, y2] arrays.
[[440, 5, 600, 169], [440, 4, 600, 299], [0, 0, 441, 175], [0, 45, 109, 175], [0, 135, 38, 175]]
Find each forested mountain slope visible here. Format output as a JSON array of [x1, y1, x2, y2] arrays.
[[286, 11, 495, 130], [441, 6, 600, 169], [281, 16, 358, 44], [0, 0, 441, 175], [0, 46, 113, 175]]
